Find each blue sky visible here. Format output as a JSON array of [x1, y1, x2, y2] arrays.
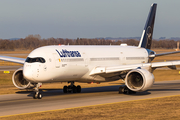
[[0, 0, 179, 39]]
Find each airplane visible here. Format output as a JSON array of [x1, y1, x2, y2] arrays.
[[1, 3, 180, 99]]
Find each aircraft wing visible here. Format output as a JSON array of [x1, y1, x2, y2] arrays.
[[89, 61, 180, 75], [0, 55, 25, 64], [149, 51, 180, 58]]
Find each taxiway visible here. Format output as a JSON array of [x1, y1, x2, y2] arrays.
[[0, 80, 180, 116]]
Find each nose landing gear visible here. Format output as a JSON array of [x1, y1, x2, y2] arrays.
[[63, 82, 81, 93], [33, 83, 42, 99]]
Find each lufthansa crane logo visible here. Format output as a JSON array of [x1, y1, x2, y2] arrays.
[[146, 26, 153, 49], [146, 26, 152, 40]]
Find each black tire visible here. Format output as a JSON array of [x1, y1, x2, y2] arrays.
[[33, 92, 37, 99], [63, 86, 68, 93], [126, 88, 131, 94], [122, 86, 128, 94], [119, 86, 123, 94], [77, 85, 81, 93], [122, 86, 136, 94], [37, 93, 42, 99], [72, 86, 77, 93], [68, 85, 71, 93]]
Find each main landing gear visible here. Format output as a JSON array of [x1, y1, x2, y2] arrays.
[[63, 81, 81, 93], [33, 83, 42, 99], [119, 86, 136, 94]]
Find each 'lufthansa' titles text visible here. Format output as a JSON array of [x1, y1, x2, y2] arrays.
[[56, 49, 81, 57]]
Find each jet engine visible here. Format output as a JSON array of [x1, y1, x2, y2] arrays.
[[125, 69, 154, 92], [12, 67, 35, 89]]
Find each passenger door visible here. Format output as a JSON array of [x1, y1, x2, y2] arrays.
[[53, 53, 60, 68]]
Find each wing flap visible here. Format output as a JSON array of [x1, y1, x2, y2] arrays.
[[151, 61, 180, 68], [90, 63, 151, 75], [90, 61, 180, 76], [105, 64, 149, 73], [0, 55, 25, 64]]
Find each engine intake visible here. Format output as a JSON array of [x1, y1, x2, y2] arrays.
[[12, 67, 34, 89], [125, 69, 154, 92]]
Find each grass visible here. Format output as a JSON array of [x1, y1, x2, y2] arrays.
[[153, 69, 180, 81], [0, 61, 23, 66], [0, 71, 14, 85], [1, 95, 180, 120], [0, 50, 31, 54], [152, 49, 180, 62]]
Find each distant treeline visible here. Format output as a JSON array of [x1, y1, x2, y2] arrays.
[[0, 34, 179, 51]]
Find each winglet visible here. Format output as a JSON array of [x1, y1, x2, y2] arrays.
[[138, 3, 157, 49]]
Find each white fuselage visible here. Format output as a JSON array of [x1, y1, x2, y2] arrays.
[[23, 45, 149, 83]]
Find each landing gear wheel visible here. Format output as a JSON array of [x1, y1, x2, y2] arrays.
[[33, 92, 42, 99], [119, 86, 136, 94], [122, 86, 129, 94], [68, 85, 71, 93], [72, 86, 77, 93], [33, 92, 37, 99], [119, 86, 124, 94], [37, 93, 42, 99], [63, 86, 68, 93], [63, 82, 81, 93], [33, 83, 42, 99], [77, 85, 81, 93]]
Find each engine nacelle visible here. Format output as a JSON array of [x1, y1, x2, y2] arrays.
[[125, 69, 154, 92], [12, 67, 34, 89]]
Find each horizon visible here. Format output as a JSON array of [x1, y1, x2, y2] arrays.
[[6, 36, 180, 41]]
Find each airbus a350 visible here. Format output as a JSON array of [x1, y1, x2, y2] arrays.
[[0, 3, 180, 99]]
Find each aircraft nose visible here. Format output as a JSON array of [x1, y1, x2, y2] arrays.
[[23, 65, 33, 81]]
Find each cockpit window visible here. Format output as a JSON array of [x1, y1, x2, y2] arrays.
[[25, 57, 46, 63]]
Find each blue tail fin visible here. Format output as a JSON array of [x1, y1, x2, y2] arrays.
[[138, 3, 157, 49]]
